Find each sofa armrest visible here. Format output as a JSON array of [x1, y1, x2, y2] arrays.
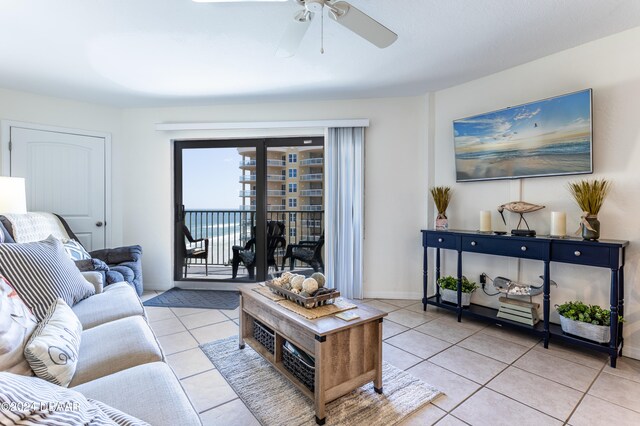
[[90, 245, 143, 265], [82, 271, 104, 294]]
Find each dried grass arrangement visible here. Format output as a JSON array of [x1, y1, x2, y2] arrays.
[[430, 186, 452, 217], [568, 179, 611, 215]]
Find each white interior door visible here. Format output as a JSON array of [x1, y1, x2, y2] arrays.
[[9, 126, 106, 250]]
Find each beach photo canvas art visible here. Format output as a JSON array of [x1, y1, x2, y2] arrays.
[[453, 89, 593, 182]]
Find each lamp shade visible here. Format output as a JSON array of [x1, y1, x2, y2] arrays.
[[0, 177, 27, 214]]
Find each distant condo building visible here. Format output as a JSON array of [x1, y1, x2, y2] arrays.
[[238, 146, 324, 242]]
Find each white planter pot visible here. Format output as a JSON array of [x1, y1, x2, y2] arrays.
[[559, 315, 610, 344], [440, 288, 472, 307]]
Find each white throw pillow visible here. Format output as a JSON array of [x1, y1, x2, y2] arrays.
[[24, 298, 82, 387], [0, 275, 37, 375]]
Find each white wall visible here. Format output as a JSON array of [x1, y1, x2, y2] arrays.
[[430, 27, 640, 358], [0, 87, 124, 246], [121, 96, 429, 299]]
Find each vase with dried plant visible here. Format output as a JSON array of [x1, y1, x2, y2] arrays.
[[568, 179, 611, 240], [430, 186, 452, 230]]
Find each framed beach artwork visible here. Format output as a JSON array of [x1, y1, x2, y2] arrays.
[[453, 89, 593, 182]]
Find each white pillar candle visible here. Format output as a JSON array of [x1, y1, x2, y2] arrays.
[[479, 210, 492, 232], [550, 211, 566, 237]]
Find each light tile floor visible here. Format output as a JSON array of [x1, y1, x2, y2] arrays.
[[141, 292, 640, 425]]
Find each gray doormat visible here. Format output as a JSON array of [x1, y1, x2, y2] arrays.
[[143, 288, 239, 310], [200, 336, 442, 426]]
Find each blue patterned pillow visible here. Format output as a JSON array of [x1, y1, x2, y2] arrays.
[[62, 238, 91, 261]]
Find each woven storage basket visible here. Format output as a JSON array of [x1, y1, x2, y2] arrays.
[[253, 320, 275, 354], [282, 342, 315, 392], [559, 315, 610, 344], [440, 288, 472, 307]]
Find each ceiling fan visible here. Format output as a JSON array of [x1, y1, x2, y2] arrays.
[[193, 0, 398, 57]]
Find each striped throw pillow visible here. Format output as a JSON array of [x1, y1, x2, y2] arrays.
[[24, 298, 82, 387], [0, 235, 95, 321], [0, 372, 150, 425]]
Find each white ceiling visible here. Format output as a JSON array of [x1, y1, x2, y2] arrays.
[[1, 0, 639, 107]]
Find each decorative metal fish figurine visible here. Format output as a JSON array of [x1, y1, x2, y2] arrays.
[[498, 201, 545, 230]]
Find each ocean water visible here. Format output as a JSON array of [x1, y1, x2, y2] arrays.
[[456, 139, 591, 161]]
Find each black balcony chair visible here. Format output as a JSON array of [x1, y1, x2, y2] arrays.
[[183, 225, 209, 278], [281, 232, 324, 273], [231, 221, 286, 279]]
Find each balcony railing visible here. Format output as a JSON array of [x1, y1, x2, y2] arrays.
[[300, 173, 323, 181], [300, 158, 324, 166], [239, 159, 286, 167], [300, 219, 323, 227], [239, 174, 286, 182], [183, 209, 324, 269], [301, 205, 323, 211], [239, 190, 286, 197], [300, 189, 323, 197]]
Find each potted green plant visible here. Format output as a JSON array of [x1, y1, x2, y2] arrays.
[[567, 179, 611, 240], [430, 186, 452, 230], [437, 275, 478, 306], [556, 301, 621, 343]]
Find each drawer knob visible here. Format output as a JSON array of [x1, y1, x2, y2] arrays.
[[438, 238, 443, 243], [471, 241, 477, 246], [521, 246, 527, 252], [574, 251, 581, 257]]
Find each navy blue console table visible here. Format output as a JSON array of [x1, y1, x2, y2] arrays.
[[421, 229, 628, 367]]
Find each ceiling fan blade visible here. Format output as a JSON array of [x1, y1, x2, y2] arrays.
[[193, 0, 287, 3], [328, 1, 397, 48], [276, 11, 312, 58]]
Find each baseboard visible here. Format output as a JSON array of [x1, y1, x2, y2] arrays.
[[622, 345, 640, 361], [362, 291, 423, 300]]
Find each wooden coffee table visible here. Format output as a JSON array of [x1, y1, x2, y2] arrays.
[[238, 285, 386, 425]]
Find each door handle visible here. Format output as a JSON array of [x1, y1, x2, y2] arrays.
[[96, 221, 104, 227]]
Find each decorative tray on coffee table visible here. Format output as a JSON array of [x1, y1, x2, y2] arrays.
[[265, 280, 340, 309]]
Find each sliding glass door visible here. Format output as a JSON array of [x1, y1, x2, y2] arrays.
[[174, 137, 324, 283]]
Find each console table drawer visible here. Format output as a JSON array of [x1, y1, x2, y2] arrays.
[[426, 233, 458, 250], [462, 236, 548, 260], [552, 244, 611, 267]]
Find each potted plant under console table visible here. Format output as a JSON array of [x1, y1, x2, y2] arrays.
[[421, 229, 628, 367]]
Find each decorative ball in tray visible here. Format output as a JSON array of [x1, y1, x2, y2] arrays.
[[267, 272, 340, 309]]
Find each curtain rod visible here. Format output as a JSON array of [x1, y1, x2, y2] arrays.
[[155, 119, 369, 131]]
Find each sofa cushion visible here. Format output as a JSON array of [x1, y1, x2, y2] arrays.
[[0, 275, 37, 375], [24, 298, 83, 387], [69, 316, 163, 387], [0, 372, 150, 425], [0, 235, 95, 321], [0, 212, 69, 243], [73, 362, 201, 426], [72, 282, 144, 330]]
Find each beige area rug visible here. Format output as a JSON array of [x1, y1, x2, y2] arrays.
[[201, 336, 441, 426]]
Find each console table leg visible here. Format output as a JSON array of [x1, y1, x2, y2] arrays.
[[543, 261, 550, 348], [610, 268, 619, 367], [457, 249, 463, 322], [618, 266, 624, 355], [423, 246, 428, 311]]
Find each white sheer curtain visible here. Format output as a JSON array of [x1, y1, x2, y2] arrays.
[[325, 127, 364, 299]]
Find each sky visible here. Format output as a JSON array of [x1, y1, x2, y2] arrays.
[[453, 89, 591, 154], [182, 148, 246, 210]]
